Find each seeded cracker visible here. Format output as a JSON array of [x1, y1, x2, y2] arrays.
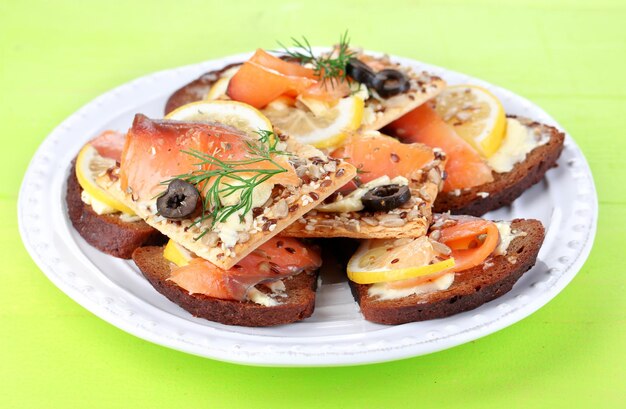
[[164, 51, 446, 132], [98, 131, 356, 270], [281, 144, 446, 239]]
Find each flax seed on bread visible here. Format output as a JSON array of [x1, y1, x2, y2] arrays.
[[433, 117, 565, 216], [350, 219, 545, 324], [66, 162, 164, 259], [132, 246, 317, 326]]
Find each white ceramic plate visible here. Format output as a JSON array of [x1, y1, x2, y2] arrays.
[[18, 50, 597, 367]]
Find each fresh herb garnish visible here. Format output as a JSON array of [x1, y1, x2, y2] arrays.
[[163, 130, 288, 240], [278, 31, 354, 88]]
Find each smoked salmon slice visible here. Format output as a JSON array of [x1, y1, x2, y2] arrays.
[[90, 130, 126, 162], [385, 216, 499, 289], [330, 135, 435, 192], [168, 236, 321, 300], [438, 217, 499, 273], [227, 50, 317, 109], [119, 114, 299, 201], [226, 48, 351, 108], [387, 104, 494, 192]]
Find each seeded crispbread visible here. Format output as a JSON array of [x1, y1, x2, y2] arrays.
[[353, 52, 446, 131], [163, 53, 446, 133], [99, 128, 356, 270], [350, 219, 545, 324], [66, 161, 165, 258], [433, 117, 565, 216], [281, 142, 446, 239], [132, 246, 317, 326]]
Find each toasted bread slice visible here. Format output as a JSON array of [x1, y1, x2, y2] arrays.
[[132, 246, 317, 326], [163, 53, 445, 133], [350, 219, 545, 324], [281, 141, 446, 239], [66, 162, 164, 258], [434, 117, 565, 216], [99, 124, 356, 270]]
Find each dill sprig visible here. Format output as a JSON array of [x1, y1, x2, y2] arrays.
[[278, 31, 354, 88], [163, 130, 288, 240]]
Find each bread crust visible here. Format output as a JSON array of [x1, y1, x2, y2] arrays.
[[132, 246, 318, 326], [434, 118, 565, 216], [66, 162, 164, 258], [350, 219, 545, 324]]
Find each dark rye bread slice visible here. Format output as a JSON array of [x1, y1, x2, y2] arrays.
[[350, 219, 545, 325], [66, 162, 165, 259], [132, 246, 318, 326], [433, 117, 565, 216]]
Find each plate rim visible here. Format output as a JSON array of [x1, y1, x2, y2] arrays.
[[18, 50, 598, 367]]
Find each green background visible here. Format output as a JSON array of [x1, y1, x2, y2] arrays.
[[2, 0, 624, 407]]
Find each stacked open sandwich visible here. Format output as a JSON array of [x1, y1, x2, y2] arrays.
[[68, 37, 561, 326]]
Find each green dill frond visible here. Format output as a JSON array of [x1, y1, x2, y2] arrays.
[[278, 30, 354, 88], [160, 130, 289, 239]]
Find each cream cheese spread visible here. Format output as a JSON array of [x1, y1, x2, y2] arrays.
[[368, 273, 455, 301], [316, 175, 409, 213], [487, 118, 549, 173]]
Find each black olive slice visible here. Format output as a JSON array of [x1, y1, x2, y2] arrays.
[[156, 179, 200, 219], [361, 184, 411, 212], [371, 69, 411, 98], [346, 58, 376, 85]]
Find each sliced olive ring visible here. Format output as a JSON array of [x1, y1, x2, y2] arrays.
[[361, 184, 411, 212], [156, 179, 200, 219], [371, 69, 410, 98], [346, 58, 376, 85]]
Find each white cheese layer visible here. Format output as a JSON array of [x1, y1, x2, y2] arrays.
[[368, 273, 455, 301], [81, 190, 117, 215], [213, 180, 274, 248], [494, 221, 527, 256], [316, 175, 409, 213], [80, 191, 143, 222], [487, 118, 548, 173]]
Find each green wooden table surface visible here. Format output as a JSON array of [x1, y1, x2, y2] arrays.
[[2, 0, 624, 407]]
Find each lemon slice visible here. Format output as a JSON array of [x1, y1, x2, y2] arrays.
[[205, 66, 240, 100], [165, 100, 273, 137], [434, 85, 506, 158], [75, 144, 135, 215], [163, 239, 194, 267], [263, 95, 364, 149], [205, 77, 231, 100], [347, 236, 455, 284]]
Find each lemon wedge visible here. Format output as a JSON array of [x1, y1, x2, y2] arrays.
[[163, 239, 194, 267], [165, 100, 273, 136], [263, 95, 364, 149], [434, 85, 506, 158], [347, 236, 455, 284], [75, 144, 135, 215]]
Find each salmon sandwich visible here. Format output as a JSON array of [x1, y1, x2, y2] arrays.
[[66, 34, 553, 327]]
